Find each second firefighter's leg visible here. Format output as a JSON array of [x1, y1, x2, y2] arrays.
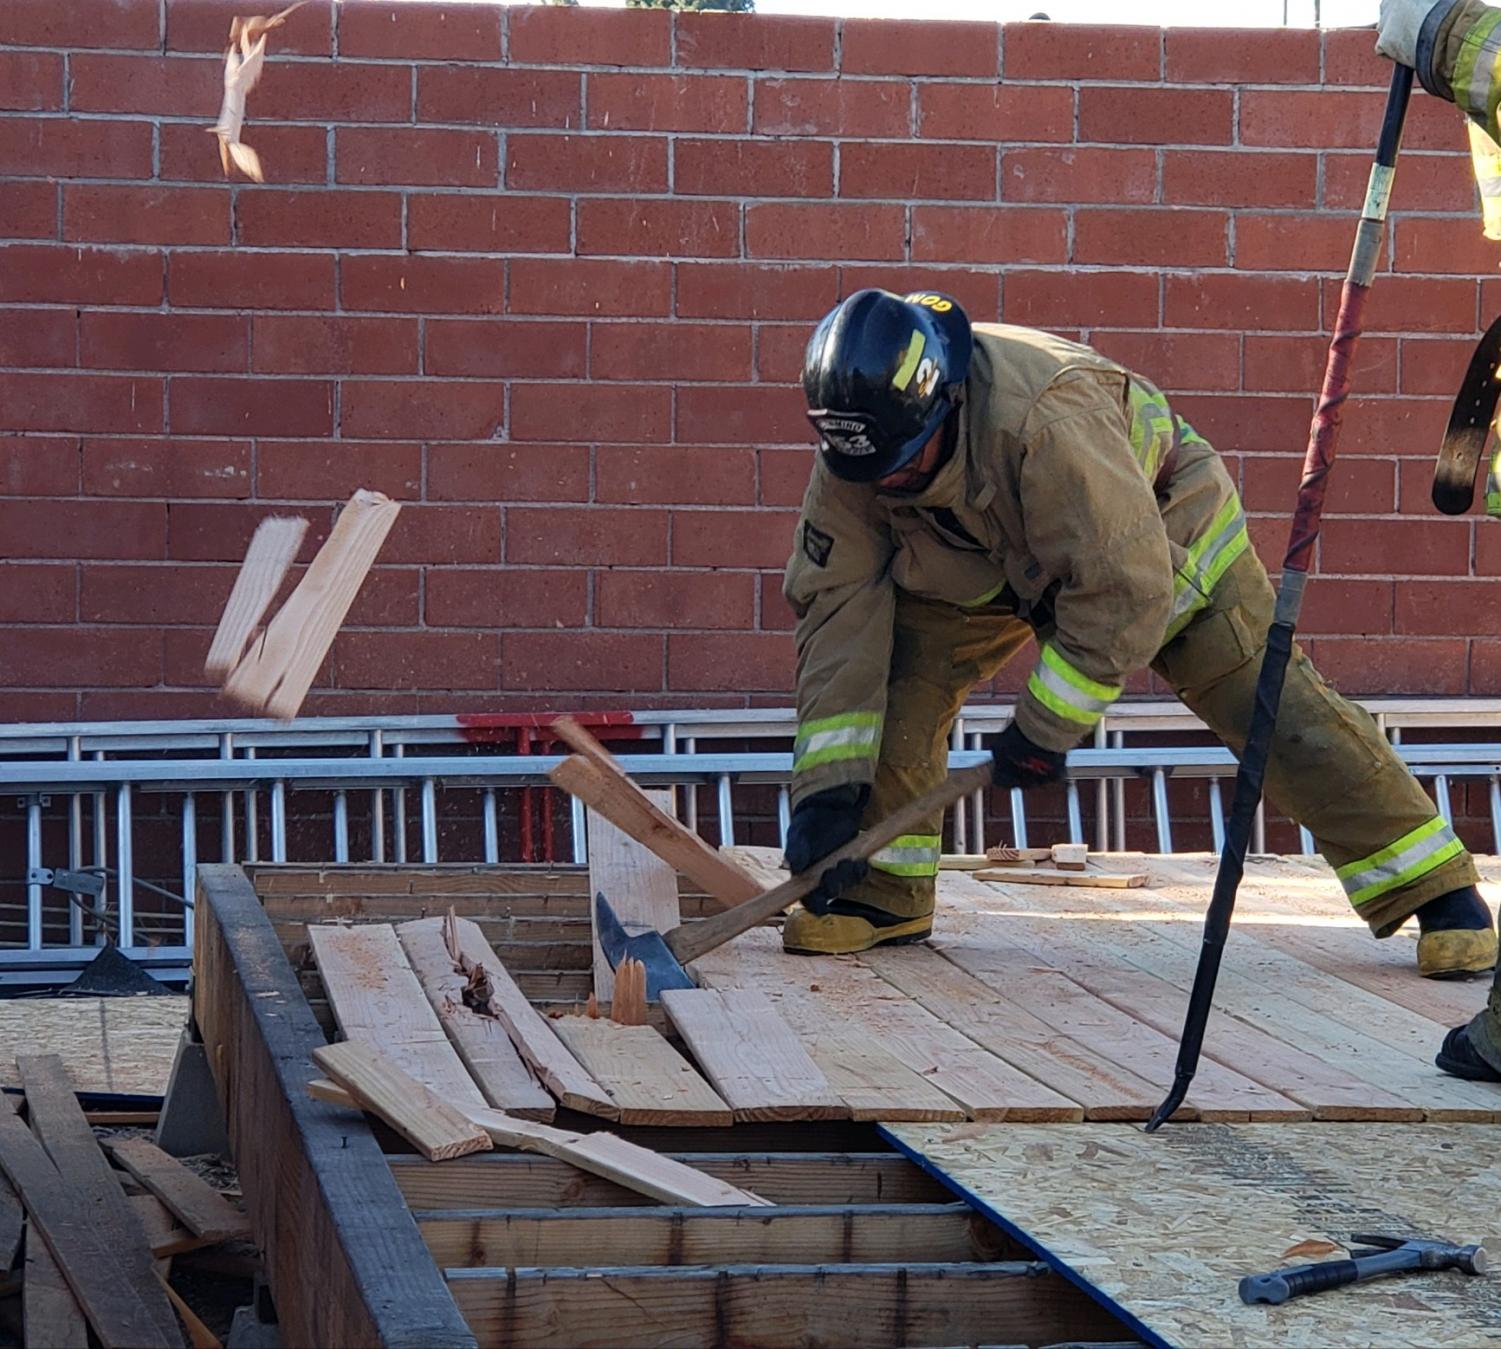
[[783, 592, 1033, 954], [1152, 550, 1492, 978]]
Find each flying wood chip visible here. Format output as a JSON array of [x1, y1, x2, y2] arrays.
[[212, 3, 306, 182]]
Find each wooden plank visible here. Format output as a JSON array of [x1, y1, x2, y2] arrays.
[[223, 489, 400, 719], [194, 863, 476, 1349], [446, 1262, 1125, 1349], [806, 1029, 966, 1123], [583, 794, 680, 1001], [0, 996, 187, 1097], [973, 866, 1147, 888], [394, 918, 555, 1121], [308, 923, 488, 1110], [550, 751, 764, 910], [420, 1201, 986, 1268], [104, 1139, 251, 1244], [314, 1040, 492, 1163], [23, 1232, 88, 1349], [251, 864, 591, 898], [204, 514, 308, 676], [550, 1017, 732, 1126], [129, 1193, 203, 1260], [662, 988, 848, 1122]]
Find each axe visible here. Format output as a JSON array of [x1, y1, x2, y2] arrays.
[[593, 761, 993, 998]]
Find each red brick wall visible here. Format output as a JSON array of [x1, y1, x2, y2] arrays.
[[1, 0, 1495, 722]]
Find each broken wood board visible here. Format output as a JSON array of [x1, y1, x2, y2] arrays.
[[583, 795, 680, 1002], [204, 515, 307, 676], [103, 1138, 250, 1244], [394, 917, 554, 1121], [550, 1017, 732, 1126], [222, 488, 399, 720], [886, 1120, 1501, 1349], [0, 996, 187, 1096], [307, 923, 487, 1109], [313, 1040, 491, 1163]]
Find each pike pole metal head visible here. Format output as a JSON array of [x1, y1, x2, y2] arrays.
[[1433, 312, 1501, 516], [592, 892, 696, 1001]]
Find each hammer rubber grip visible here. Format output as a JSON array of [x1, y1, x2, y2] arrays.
[[1240, 1260, 1361, 1305]]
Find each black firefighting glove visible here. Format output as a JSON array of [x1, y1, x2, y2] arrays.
[[990, 721, 1067, 790], [783, 783, 870, 915]]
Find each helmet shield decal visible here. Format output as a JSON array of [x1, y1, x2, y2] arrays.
[[808, 410, 883, 460]]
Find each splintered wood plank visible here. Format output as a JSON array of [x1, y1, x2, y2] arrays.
[[204, 514, 308, 677], [661, 988, 848, 1122], [307, 923, 487, 1109], [223, 489, 400, 720], [550, 1017, 732, 1126], [24, 1233, 88, 1349], [584, 796, 680, 1002], [440, 916, 617, 1119], [395, 918, 555, 1121], [104, 1139, 250, 1245], [313, 1040, 492, 1163], [805, 1030, 965, 1123]]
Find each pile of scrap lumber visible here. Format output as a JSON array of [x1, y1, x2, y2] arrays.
[[943, 843, 1149, 888], [0, 1054, 252, 1348]]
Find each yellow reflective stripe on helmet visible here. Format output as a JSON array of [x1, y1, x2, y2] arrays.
[[891, 330, 926, 391], [1163, 495, 1251, 641], [1027, 643, 1121, 727], [1126, 379, 1176, 483], [870, 833, 942, 878], [793, 711, 882, 773], [1336, 815, 1466, 907]]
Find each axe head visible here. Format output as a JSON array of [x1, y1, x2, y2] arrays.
[[593, 892, 696, 1001]]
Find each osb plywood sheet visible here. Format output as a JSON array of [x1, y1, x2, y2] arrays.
[[886, 1121, 1501, 1349], [0, 997, 186, 1096]]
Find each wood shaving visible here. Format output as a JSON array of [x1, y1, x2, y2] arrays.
[[212, 4, 307, 182]]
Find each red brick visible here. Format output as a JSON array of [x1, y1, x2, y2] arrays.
[[596, 445, 757, 504], [1468, 641, 1501, 695], [426, 319, 585, 379], [10, 0, 159, 49], [159, 123, 328, 185], [756, 324, 811, 383], [509, 6, 671, 66], [63, 185, 229, 247], [426, 567, 588, 630], [0, 117, 153, 179], [1474, 523, 1501, 576], [503, 631, 663, 693], [69, 53, 222, 116], [677, 262, 841, 320], [1324, 153, 1474, 213], [1001, 270, 1158, 329], [0, 52, 63, 111], [668, 632, 792, 692], [1297, 578, 1395, 636], [341, 380, 503, 440], [341, 256, 504, 315], [336, 128, 499, 189], [598, 571, 755, 630], [407, 194, 569, 253], [0, 373, 161, 435], [0, 437, 80, 495], [165, 0, 333, 54], [1003, 22, 1160, 79], [1396, 580, 1501, 635], [1075, 210, 1226, 268], [339, 2, 501, 59], [837, 266, 1000, 321], [506, 135, 668, 194], [80, 562, 242, 625], [1398, 454, 1456, 513], [1003, 147, 1154, 205], [842, 19, 998, 77], [341, 569, 426, 629], [1399, 336, 1482, 395], [1321, 517, 1469, 576], [169, 251, 334, 311], [378, 506, 500, 565], [1338, 396, 1451, 456], [0, 564, 75, 623], [677, 13, 835, 71], [1342, 275, 1478, 336], [746, 203, 903, 261], [1161, 151, 1316, 209], [251, 316, 416, 375], [1089, 330, 1240, 392], [1171, 395, 1312, 452], [1168, 27, 1318, 83], [507, 506, 668, 566], [674, 139, 833, 198], [417, 67, 581, 129], [1237, 213, 1379, 274], [753, 78, 910, 138], [677, 385, 806, 447], [253, 62, 412, 122], [0, 181, 56, 239], [80, 312, 247, 374], [577, 200, 739, 259], [334, 632, 501, 692], [592, 323, 751, 384], [1396, 94, 1471, 152], [1242, 450, 1396, 515], [254, 441, 420, 500], [1, 630, 162, 688], [1312, 637, 1467, 696], [1163, 274, 1319, 331], [1321, 27, 1388, 86], [586, 72, 747, 134], [1244, 333, 1396, 394], [1240, 90, 1387, 149], [918, 82, 1071, 142], [1395, 216, 1501, 277], [428, 444, 590, 503], [0, 500, 165, 559], [759, 571, 796, 629], [1079, 87, 1231, 146], [759, 447, 815, 506], [82, 438, 251, 498], [170, 377, 332, 437], [166, 502, 322, 563], [237, 190, 403, 249], [839, 142, 996, 202], [0, 309, 74, 367], [510, 258, 671, 318], [672, 507, 799, 567], [510, 383, 670, 445]]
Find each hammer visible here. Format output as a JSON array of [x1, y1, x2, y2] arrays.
[[1240, 1233, 1488, 1305]]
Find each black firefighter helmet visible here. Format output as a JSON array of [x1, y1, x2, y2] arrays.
[[802, 288, 973, 483]]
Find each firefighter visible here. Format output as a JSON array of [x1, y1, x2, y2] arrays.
[[781, 288, 1496, 985]]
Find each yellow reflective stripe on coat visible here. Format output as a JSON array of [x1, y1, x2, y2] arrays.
[[1126, 378, 1177, 482], [1336, 815, 1466, 906], [1454, 7, 1501, 126], [1026, 643, 1122, 727], [870, 833, 942, 877], [793, 711, 882, 773], [1469, 121, 1501, 241], [1487, 443, 1501, 517], [1163, 495, 1251, 641]]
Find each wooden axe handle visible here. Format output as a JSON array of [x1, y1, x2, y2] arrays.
[[664, 761, 994, 966]]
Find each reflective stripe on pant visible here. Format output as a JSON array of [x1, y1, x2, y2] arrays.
[[1150, 549, 1478, 936]]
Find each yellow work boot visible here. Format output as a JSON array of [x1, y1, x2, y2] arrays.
[[781, 900, 932, 955], [1416, 887, 1498, 980]]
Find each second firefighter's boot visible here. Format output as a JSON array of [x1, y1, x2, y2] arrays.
[[781, 897, 933, 955], [1415, 886, 1498, 980]]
